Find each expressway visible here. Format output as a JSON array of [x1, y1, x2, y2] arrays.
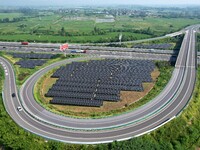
[[0, 46, 176, 62], [0, 41, 178, 62], [0, 25, 198, 144]]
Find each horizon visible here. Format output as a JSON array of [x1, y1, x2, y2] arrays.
[[1, 0, 200, 7]]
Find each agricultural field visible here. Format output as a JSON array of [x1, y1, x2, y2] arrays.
[[0, 9, 200, 43]]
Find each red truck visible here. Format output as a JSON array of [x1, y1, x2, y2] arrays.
[[21, 42, 29, 45]]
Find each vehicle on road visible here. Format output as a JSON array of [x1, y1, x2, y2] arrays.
[[21, 42, 29, 45], [12, 93, 16, 97], [17, 106, 23, 111], [70, 50, 87, 53]]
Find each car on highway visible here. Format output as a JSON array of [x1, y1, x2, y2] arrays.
[[17, 106, 23, 111], [12, 93, 16, 97]]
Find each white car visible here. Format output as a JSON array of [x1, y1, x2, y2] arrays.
[[17, 106, 23, 112]]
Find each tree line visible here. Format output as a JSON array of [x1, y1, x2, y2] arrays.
[[0, 17, 25, 23]]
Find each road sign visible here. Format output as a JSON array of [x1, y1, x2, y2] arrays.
[[60, 43, 69, 51]]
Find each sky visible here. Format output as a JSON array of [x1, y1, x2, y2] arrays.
[[1, 0, 200, 6]]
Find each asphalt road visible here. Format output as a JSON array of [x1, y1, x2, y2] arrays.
[[0, 46, 176, 62], [0, 25, 198, 144]]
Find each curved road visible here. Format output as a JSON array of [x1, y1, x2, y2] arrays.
[[0, 25, 199, 144]]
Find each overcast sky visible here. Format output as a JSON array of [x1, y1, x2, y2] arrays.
[[1, 0, 200, 6]]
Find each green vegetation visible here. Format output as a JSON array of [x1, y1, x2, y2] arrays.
[[0, 32, 150, 43], [34, 61, 173, 118], [0, 8, 199, 43], [197, 34, 200, 51], [0, 67, 46, 149]]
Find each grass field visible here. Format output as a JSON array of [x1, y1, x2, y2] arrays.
[[34, 61, 173, 118]]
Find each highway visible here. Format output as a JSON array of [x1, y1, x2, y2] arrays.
[[0, 46, 176, 62], [0, 25, 198, 144], [0, 42, 178, 55]]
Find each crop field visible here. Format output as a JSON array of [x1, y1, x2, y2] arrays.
[[0, 11, 200, 43]]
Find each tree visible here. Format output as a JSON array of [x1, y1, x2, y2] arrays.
[[60, 27, 65, 36]]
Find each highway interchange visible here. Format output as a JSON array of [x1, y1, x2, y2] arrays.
[[0, 25, 199, 144]]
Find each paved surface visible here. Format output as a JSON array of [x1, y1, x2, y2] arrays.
[[0, 25, 198, 144]]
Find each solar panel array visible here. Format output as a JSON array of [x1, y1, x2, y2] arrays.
[[11, 53, 55, 59], [133, 43, 173, 49], [46, 59, 155, 107], [9, 53, 53, 69], [15, 59, 47, 69]]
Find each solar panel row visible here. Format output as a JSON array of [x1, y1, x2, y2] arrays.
[[11, 53, 55, 59], [133, 43, 173, 49], [47, 59, 155, 107], [15, 59, 46, 69]]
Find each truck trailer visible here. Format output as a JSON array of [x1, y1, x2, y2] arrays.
[[70, 50, 87, 53]]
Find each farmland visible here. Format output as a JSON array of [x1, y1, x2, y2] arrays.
[[0, 7, 200, 43]]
